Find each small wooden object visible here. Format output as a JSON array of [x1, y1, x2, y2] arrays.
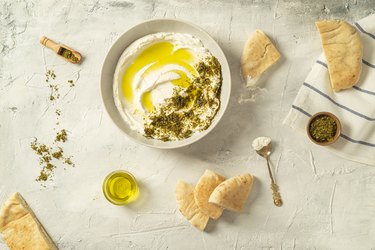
[[40, 36, 82, 64], [306, 112, 342, 146]]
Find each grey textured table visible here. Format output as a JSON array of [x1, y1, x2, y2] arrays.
[[1, 0, 374, 249]]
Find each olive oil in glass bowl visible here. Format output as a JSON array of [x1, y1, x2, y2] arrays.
[[102, 170, 139, 205]]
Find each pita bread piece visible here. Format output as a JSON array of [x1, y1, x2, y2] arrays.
[[0, 192, 57, 250], [316, 20, 363, 92], [241, 29, 281, 88], [175, 181, 209, 231], [209, 173, 253, 212], [194, 170, 225, 219]]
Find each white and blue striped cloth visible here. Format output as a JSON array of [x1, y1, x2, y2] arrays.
[[284, 14, 375, 166]]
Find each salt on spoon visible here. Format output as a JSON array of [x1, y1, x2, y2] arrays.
[[252, 137, 283, 207]]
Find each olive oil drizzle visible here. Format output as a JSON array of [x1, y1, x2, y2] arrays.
[[122, 41, 197, 106]]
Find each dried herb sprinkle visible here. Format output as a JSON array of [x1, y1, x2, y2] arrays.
[[55, 129, 68, 142], [61, 48, 79, 62], [144, 56, 222, 141], [68, 80, 75, 87], [30, 69, 76, 182], [309, 115, 337, 143]]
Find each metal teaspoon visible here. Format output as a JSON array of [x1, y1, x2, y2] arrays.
[[253, 138, 283, 207]]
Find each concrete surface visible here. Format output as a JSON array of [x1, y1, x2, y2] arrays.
[[0, 0, 375, 249]]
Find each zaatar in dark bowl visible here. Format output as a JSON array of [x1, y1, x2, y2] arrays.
[[307, 112, 341, 146]]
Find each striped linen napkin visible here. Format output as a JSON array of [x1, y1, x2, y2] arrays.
[[284, 14, 375, 166]]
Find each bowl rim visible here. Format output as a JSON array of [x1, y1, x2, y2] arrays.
[[100, 19, 231, 149], [306, 111, 342, 146]]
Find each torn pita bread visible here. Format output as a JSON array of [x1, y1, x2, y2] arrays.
[[175, 180, 209, 231], [194, 170, 225, 219], [241, 29, 281, 88], [0, 192, 57, 250], [208, 173, 253, 212], [316, 20, 363, 92]]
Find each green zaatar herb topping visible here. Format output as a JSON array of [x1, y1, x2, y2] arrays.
[[45, 70, 60, 101], [55, 129, 68, 142], [52, 147, 64, 160], [30, 69, 76, 182], [144, 56, 222, 141], [61, 49, 79, 62], [31, 136, 74, 182], [31, 140, 56, 182], [68, 80, 75, 87], [45, 70, 56, 82], [309, 115, 337, 143]]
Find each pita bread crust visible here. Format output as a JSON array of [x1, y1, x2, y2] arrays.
[[241, 29, 281, 84], [0, 193, 57, 250], [175, 181, 209, 231], [194, 170, 225, 219], [208, 174, 253, 212], [316, 20, 363, 92]]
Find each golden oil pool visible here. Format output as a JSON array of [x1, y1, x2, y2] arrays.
[[102, 170, 139, 205]]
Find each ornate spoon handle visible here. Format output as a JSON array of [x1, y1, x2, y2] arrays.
[[266, 157, 283, 207], [271, 183, 283, 206]]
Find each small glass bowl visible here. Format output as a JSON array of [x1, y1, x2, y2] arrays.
[[102, 170, 139, 206]]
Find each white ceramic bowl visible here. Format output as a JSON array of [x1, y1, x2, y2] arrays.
[[101, 19, 231, 148]]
